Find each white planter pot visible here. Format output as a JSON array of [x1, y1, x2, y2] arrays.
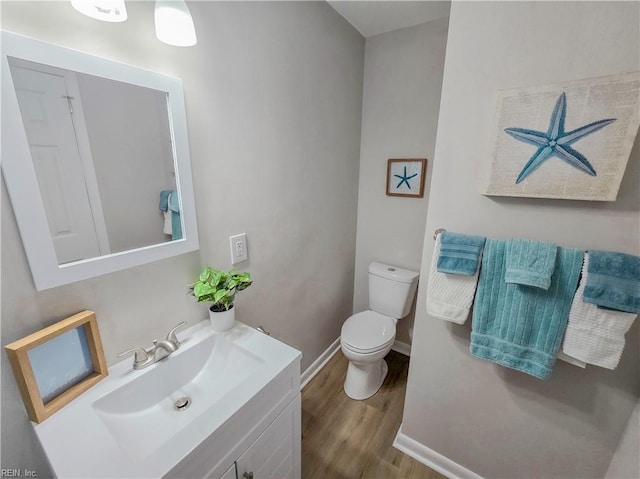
[[209, 305, 235, 332]]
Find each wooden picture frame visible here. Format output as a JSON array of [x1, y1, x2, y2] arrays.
[[5, 310, 107, 423], [386, 158, 427, 198]]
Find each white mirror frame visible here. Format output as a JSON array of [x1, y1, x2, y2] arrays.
[[1, 31, 199, 290]]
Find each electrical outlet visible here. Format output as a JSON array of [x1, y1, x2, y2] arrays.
[[229, 233, 248, 264]]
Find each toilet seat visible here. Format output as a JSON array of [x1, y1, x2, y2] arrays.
[[341, 310, 396, 353], [341, 336, 395, 355]]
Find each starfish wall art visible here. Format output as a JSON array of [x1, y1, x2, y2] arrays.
[[505, 92, 615, 184], [386, 159, 427, 198], [481, 72, 640, 201]]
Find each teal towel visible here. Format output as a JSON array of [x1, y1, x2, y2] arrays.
[[505, 239, 557, 290], [470, 239, 583, 380], [584, 250, 640, 313], [159, 190, 182, 240], [168, 190, 180, 214], [168, 191, 182, 240], [159, 190, 171, 211], [437, 232, 486, 275]]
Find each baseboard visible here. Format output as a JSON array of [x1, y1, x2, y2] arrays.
[[300, 337, 341, 390], [391, 340, 412, 356], [393, 425, 483, 479]]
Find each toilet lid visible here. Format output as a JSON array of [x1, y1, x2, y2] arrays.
[[341, 311, 396, 352]]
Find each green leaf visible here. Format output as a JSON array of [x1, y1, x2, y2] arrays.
[[199, 267, 212, 282], [192, 283, 214, 300], [212, 270, 225, 287], [213, 290, 227, 303]]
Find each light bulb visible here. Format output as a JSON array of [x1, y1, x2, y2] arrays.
[[154, 0, 197, 47]]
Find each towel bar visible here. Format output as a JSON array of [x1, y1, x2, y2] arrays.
[[433, 228, 447, 240]]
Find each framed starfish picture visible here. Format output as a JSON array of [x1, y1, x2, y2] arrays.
[[386, 158, 427, 198], [482, 72, 640, 201]]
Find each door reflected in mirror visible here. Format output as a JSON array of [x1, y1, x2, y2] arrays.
[[9, 57, 181, 265]]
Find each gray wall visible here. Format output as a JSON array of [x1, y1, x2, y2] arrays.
[[353, 18, 448, 345], [185, 1, 364, 368], [402, 2, 640, 478], [605, 399, 640, 479], [1, 1, 363, 475]]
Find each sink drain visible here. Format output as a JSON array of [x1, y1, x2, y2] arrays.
[[174, 396, 191, 411]]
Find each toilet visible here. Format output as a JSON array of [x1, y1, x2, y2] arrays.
[[340, 262, 419, 400]]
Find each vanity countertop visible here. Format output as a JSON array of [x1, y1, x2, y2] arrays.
[[32, 320, 301, 479]]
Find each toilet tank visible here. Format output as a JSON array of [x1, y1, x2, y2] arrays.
[[368, 262, 419, 319]]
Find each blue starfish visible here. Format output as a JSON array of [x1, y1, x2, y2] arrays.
[[504, 92, 615, 184], [394, 166, 418, 189]]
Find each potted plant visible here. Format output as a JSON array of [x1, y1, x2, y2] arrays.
[[189, 267, 252, 331]]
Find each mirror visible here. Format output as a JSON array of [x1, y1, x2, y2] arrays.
[[1, 31, 199, 290], [9, 57, 179, 264]]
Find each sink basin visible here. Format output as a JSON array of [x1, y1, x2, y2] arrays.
[[32, 321, 301, 479], [93, 333, 262, 459]]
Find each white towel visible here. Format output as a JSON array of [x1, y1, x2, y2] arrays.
[[163, 210, 172, 235], [427, 234, 481, 324], [556, 351, 586, 368], [562, 253, 638, 370]]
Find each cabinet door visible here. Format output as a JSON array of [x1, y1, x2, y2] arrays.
[[236, 394, 301, 479], [217, 463, 237, 479]]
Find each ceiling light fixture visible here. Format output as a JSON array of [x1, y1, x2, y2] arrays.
[[154, 0, 197, 47], [70, 0, 197, 48], [70, 0, 128, 22]]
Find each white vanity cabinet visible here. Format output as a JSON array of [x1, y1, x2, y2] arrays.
[[235, 395, 301, 479], [32, 322, 301, 479], [219, 464, 238, 479], [164, 357, 301, 479]]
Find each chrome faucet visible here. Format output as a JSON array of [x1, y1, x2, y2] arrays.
[[117, 346, 154, 370], [152, 338, 178, 361], [118, 321, 187, 370]]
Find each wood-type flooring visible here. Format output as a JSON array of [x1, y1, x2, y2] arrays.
[[301, 350, 446, 479]]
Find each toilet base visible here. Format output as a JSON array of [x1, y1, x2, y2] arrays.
[[343, 358, 388, 400]]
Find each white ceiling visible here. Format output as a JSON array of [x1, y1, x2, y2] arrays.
[[327, 1, 451, 38]]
